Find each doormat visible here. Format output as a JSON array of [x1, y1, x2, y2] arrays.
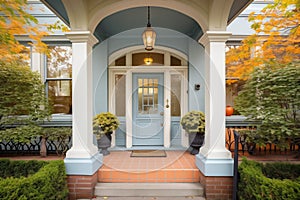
[[130, 150, 167, 157]]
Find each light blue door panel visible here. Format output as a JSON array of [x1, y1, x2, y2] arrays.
[[132, 73, 164, 146], [133, 118, 163, 145], [171, 117, 181, 146]]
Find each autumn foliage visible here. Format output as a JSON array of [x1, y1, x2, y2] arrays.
[[226, 0, 300, 84], [0, 0, 48, 63]]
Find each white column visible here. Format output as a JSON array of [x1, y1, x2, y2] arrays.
[[64, 31, 103, 175], [196, 31, 233, 176]]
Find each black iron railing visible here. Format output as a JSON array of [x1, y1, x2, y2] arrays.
[[0, 136, 71, 156]]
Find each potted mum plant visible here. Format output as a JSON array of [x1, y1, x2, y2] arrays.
[[93, 112, 120, 155], [180, 110, 205, 155]]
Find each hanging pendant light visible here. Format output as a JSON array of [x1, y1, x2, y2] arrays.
[[142, 6, 156, 51]]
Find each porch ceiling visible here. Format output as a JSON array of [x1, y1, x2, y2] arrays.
[[94, 6, 202, 41], [41, 0, 253, 42]]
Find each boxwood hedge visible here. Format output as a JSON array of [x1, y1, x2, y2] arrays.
[[0, 159, 68, 200], [238, 159, 300, 200]]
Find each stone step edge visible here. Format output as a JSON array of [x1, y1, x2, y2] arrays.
[[94, 182, 204, 197]]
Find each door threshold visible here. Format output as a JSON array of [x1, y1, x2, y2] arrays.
[[110, 145, 187, 151]]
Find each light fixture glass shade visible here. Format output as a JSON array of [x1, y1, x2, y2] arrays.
[[142, 27, 156, 51], [144, 57, 153, 65]]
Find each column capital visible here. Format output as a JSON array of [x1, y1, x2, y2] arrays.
[[65, 31, 99, 47], [199, 31, 232, 47]]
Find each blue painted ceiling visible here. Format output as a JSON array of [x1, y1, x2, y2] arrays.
[[41, 0, 252, 42], [94, 7, 202, 41]]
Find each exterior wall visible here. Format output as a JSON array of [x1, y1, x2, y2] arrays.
[[188, 39, 205, 112], [93, 40, 108, 115]]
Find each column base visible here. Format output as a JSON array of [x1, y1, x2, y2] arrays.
[[196, 154, 233, 176], [67, 171, 98, 200], [199, 172, 233, 200], [64, 152, 103, 175]]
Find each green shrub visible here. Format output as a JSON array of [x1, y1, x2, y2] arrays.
[[234, 63, 300, 149], [263, 162, 300, 181], [0, 159, 47, 178], [238, 159, 300, 200], [0, 160, 68, 200]]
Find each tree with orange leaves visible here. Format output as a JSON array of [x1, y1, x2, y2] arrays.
[[226, 0, 300, 84], [0, 0, 49, 63]]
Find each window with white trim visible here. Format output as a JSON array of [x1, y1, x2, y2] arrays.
[[45, 45, 72, 114]]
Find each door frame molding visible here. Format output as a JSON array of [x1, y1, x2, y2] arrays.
[[109, 66, 188, 148]]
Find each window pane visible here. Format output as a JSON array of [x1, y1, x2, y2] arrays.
[[115, 75, 126, 116], [171, 75, 181, 116], [115, 56, 126, 66], [47, 46, 72, 78], [22, 46, 31, 66], [48, 80, 72, 114], [171, 56, 181, 66], [138, 78, 159, 114], [132, 53, 164, 66]]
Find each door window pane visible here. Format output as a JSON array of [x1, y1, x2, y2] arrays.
[[138, 78, 159, 114], [115, 74, 126, 116], [171, 75, 181, 116]]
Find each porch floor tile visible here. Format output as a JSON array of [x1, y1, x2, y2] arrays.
[[98, 150, 200, 183]]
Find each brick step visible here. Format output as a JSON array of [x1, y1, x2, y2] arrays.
[[98, 168, 200, 183], [94, 182, 204, 197]]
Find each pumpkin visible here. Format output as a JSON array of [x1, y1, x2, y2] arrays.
[[226, 105, 234, 116]]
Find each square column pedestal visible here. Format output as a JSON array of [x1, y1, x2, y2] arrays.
[[196, 155, 233, 200]]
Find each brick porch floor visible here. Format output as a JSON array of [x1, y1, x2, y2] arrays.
[[98, 150, 200, 183]]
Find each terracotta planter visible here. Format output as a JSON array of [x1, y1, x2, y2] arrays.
[[188, 133, 205, 155], [226, 105, 234, 116], [97, 132, 112, 156]]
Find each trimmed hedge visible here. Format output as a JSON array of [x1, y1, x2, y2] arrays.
[[0, 159, 68, 200], [263, 162, 300, 181], [238, 159, 300, 200], [0, 159, 47, 178]]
